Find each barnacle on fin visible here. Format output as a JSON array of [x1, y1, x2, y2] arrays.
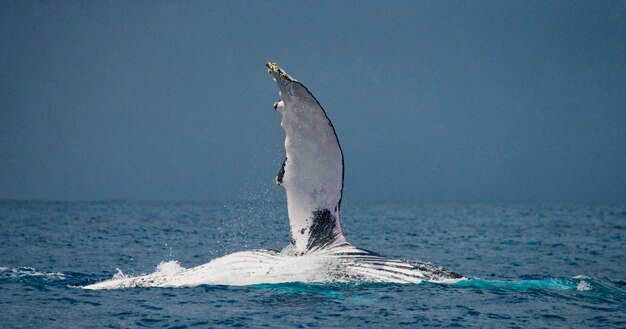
[[266, 62, 289, 79]]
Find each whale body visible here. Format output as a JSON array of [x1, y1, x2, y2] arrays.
[[84, 63, 463, 289]]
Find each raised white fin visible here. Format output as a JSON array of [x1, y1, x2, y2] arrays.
[[267, 62, 347, 253]]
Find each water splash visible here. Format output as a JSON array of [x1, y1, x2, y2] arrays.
[[112, 268, 128, 280], [576, 280, 591, 291], [154, 260, 185, 275], [0, 267, 66, 281]]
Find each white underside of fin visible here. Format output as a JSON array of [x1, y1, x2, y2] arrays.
[[267, 63, 346, 253]]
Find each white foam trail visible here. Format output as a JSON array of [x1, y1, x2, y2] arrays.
[[0, 267, 66, 280], [576, 280, 592, 291], [431, 278, 467, 285]]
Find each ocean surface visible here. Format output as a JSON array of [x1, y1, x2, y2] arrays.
[[1, 200, 625, 328]]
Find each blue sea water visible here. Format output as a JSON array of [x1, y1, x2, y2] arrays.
[[1, 201, 625, 328]]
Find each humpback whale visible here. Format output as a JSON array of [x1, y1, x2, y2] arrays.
[[84, 63, 463, 289]]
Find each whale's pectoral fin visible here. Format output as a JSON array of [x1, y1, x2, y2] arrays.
[[267, 62, 347, 253]]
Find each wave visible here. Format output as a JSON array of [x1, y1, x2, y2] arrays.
[[453, 277, 586, 291], [0, 266, 101, 288], [0, 266, 66, 281], [448, 276, 626, 302], [2, 265, 623, 301]]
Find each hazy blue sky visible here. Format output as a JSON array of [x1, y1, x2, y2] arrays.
[[1, 1, 625, 204]]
